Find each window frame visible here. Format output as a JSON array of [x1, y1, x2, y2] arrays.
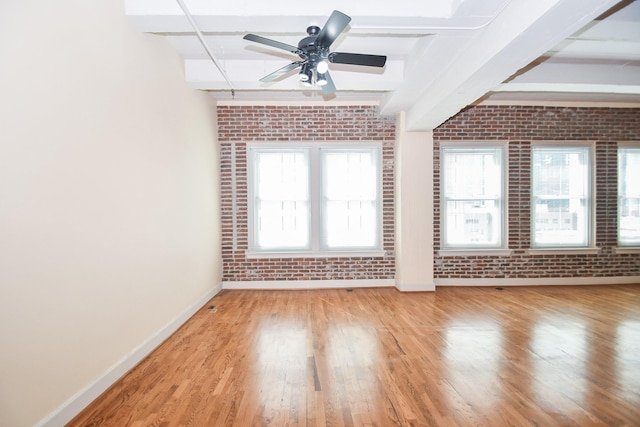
[[530, 142, 595, 249], [248, 147, 312, 252], [440, 142, 507, 250], [618, 143, 640, 248], [247, 142, 384, 257]]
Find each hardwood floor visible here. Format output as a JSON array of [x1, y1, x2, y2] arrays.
[[68, 285, 640, 426]]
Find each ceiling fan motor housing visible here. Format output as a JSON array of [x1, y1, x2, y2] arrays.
[[298, 26, 328, 64]]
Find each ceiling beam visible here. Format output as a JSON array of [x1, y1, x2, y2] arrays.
[[493, 83, 640, 94], [380, 0, 623, 131], [125, 0, 460, 20], [183, 59, 404, 92]]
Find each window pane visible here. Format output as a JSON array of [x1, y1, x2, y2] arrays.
[[532, 147, 590, 247], [322, 149, 380, 249], [256, 200, 309, 249], [325, 201, 378, 247], [442, 147, 503, 248], [253, 150, 310, 250], [619, 147, 640, 246], [445, 200, 500, 246], [444, 150, 502, 199]]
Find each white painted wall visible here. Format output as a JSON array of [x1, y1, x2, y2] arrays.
[[395, 112, 435, 291], [0, 1, 221, 426]]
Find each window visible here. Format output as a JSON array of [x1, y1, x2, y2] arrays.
[[618, 146, 640, 246], [531, 145, 592, 248], [248, 144, 381, 254], [321, 149, 380, 249], [441, 145, 504, 249], [251, 149, 310, 251]]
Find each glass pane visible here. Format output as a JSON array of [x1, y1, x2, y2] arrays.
[[256, 151, 308, 200], [253, 150, 310, 250], [323, 150, 378, 200], [532, 147, 590, 247], [532, 149, 587, 198], [322, 149, 380, 249], [442, 147, 503, 248], [256, 200, 309, 249], [324, 201, 377, 247], [619, 148, 640, 245], [443, 149, 502, 199], [445, 200, 500, 246]]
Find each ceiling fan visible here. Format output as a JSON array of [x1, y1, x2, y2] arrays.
[[243, 10, 387, 95]]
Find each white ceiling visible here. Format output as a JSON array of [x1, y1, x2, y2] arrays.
[[126, 0, 640, 130]]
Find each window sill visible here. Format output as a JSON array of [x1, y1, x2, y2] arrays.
[[615, 247, 640, 254], [438, 249, 513, 257], [246, 250, 387, 259], [526, 248, 601, 256]]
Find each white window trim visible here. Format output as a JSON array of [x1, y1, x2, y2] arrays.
[[438, 249, 514, 257], [245, 250, 387, 259], [319, 146, 382, 252], [247, 141, 383, 256], [530, 141, 596, 250], [526, 248, 601, 256], [440, 141, 508, 250], [614, 247, 640, 254], [248, 146, 311, 252], [617, 142, 640, 248]]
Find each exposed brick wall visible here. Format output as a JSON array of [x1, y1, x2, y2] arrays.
[[218, 104, 639, 283], [218, 105, 395, 282], [434, 106, 640, 279]]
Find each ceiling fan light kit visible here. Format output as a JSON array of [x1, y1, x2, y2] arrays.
[[299, 62, 312, 82], [316, 72, 328, 86], [243, 10, 387, 95], [317, 61, 329, 74]]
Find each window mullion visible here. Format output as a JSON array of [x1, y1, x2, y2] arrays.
[[310, 147, 321, 252], [618, 146, 640, 246]]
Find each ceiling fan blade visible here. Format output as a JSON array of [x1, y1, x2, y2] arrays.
[[329, 52, 387, 68], [321, 71, 336, 95], [316, 10, 351, 49], [259, 62, 303, 83], [243, 34, 301, 55]]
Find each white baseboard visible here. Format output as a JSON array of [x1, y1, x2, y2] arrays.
[[435, 276, 640, 287], [223, 279, 394, 290], [395, 281, 436, 292], [35, 283, 223, 427]]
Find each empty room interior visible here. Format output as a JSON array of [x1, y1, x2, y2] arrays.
[[1, 0, 640, 426]]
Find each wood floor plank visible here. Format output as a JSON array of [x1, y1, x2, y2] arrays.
[[68, 285, 640, 426]]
